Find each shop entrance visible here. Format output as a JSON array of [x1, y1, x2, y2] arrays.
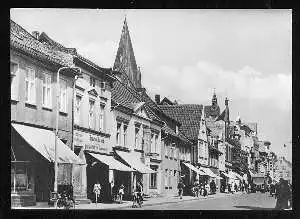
[[114, 170, 131, 200], [86, 153, 109, 203]]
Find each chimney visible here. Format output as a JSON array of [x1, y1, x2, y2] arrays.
[[155, 94, 160, 104], [32, 31, 40, 40]]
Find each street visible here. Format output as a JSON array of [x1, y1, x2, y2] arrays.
[[121, 192, 277, 210]]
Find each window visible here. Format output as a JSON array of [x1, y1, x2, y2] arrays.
[[155, 134, 159, 154], [90, 76, 96, 87], [88, 99, 95, 129], [165, 169, 168, 188], [116, 123, 121, 146], [11, 163, 33, 192], [123, 124, 128, 147], [149, 166, 157, 189], [100, 81, 106, 93], [59, 79, 67, 112], [150, 132, 154, 153], [74, 94, 82, 125], [25, 67, 36, 104], [11, 61, 19, 100], [99, 104, 105, 131], [42, 73, 52, 108], [135, 125, 140, 149]]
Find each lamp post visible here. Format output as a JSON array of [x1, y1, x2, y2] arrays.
[[54, 66, 81, 195]]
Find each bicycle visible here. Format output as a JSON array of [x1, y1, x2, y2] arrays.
[[132, 192, 143, 208]]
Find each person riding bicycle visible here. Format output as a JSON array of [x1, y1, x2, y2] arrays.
[[132, 182, 143, 207]]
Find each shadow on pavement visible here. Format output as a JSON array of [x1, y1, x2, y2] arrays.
[[234, 206, 275, 210]]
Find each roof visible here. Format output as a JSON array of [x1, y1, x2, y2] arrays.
[[160, 97, 175, 105], [204, 105, 220, 119], [38, 32, 115, 80], [159, 104, 203, 141], [111, 79, 162, 123], [205, 117, 224, 138], [10, 20, 73, 67]]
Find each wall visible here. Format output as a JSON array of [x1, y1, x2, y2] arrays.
[[11, 50, 73, 147]]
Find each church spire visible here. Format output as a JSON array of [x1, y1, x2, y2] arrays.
[[212, 88, 218, 106], [113, 18, 141, 89]]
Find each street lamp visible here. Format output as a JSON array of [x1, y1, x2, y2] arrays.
[[54, 66, 81, 196]]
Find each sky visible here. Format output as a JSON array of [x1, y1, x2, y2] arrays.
[[10, 9, 292, 162]]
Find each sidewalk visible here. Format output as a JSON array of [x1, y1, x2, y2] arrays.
[[13, 192, 243, 210]]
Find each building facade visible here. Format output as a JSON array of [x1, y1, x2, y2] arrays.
[[10, 20, 81, 206]]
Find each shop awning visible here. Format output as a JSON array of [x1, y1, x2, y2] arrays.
[[88, 153, 135, 172], [221, 171, 236, 179], [12, 123, 85, 165], [209, 168, 223, 179], [182, 162, 205, 175], [232, 171, 244, 181], [199, 167, 218, 178], [115, 151, 155, 174]]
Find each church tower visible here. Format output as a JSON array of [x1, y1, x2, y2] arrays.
[[113, 18, 142, 89]]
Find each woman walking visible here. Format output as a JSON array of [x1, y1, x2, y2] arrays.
[[93, 181, 101, 204]]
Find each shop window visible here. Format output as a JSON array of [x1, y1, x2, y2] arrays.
[[25, 67, 36, 104], [75, 94, 82, 125], [149, 166, 157, 189], [11, 61, 19, 100], [123, 124, 128, 147], [42, 72, 52, 108], [11, 163, 32, 192], [59, 78, 67, 113], [116, 122, 121, 146]]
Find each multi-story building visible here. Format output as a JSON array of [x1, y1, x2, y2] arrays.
[[10, 20, 82, 206], [274, 156, 292, 184]]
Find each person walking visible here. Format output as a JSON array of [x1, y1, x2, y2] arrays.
[[210, 180, 216, 194], [93, 181, 101, 204], [118, 184, 125, 202], [275, 178, 291, 210], [177, 180, 185, 199]]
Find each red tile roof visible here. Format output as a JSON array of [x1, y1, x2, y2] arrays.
[[10, 20, 73, 67], [159, 104, 203, 141]]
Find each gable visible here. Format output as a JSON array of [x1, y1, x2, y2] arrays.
[[136, 106, 150, 120]]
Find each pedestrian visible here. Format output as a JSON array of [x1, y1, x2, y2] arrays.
[[93, 181, 101, 204], [210, 180, 216, 194], [204, 181, 209, 197], [118, 184, 125, 202], [234, 183, 238, 193], [275, 178, 291, 210], [177, 180, 185, 199]]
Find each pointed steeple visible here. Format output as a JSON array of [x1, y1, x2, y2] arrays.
[[113, 18, 141, 89]]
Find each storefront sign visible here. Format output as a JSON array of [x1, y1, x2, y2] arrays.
[[74, 130, 108, 153]]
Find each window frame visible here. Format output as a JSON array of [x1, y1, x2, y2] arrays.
[[88, 98, 95, 129], [90, 76, 96, 87], [59, 78, 68, 113], [99, 103, 105, 131], [135, 125, 141, 149], [116, 122, 122, 146], [123, 123, 128, 147], [10, 61, 19, 101], [74, 93, 82, 125], [25, 66, 36, 105], [42, 72, 52, 108]]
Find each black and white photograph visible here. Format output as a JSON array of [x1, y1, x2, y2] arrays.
[[10, 9, 292, 210]]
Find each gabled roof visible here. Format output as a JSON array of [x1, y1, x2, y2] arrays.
[[38, 31, 115, 81], [111, 79, 162, 123], [159, 104, 203, 141], [205, 117, 224, 138], [10, 20, 73, 67], [160, 97, 175, 105]]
